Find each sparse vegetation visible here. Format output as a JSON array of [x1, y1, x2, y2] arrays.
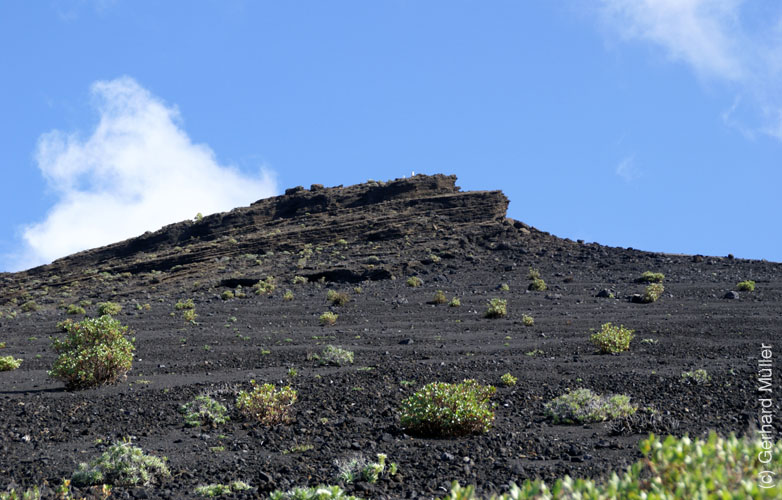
[[194, 481, 251, 497], [315, 345, 354, 366], [283, 290, 294, 301], [180, 395, 229, 428], [96, 301, 122, 316], [220, 290, 234, 300], [484, 298, 507, 318], [528, 278, 547, 291], [521, 314, 534, 326], [500, 373, 517, 387], [175, 299, 195, 310], [319, 311, 338, 325], [448, 297, 461, 307], [236, 381, 297, 425], [49, 315, 135, 390], [527, 267, 540, 280], [269, 485, 364, 500], [406, 276, 423, 287], [545, 388, 636, 424], [336, 453, 397, 484], [183, 309, 198, 324], [253, 276, 276, 295], [682, 369, 711, 384], [71, 440, 169, 487], [0, 355, 22, 371], [400, 380, 496, 437], [293, 276, 308, 285], [20, 300, 38, 312], [499, 283, 510, 291], [640, 282, 664, 303], [737, 280, 756, 291], [432, 290, 447, 304], [326, 289, 350, 306], [590, 322, 634, 354], [638, 271, 665, 283], [67, 304, 86, 315]]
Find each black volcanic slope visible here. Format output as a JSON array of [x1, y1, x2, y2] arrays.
[[1, 174, 780, 499]]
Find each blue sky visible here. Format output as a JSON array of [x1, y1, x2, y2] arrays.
[[1, 0, 781, 270]]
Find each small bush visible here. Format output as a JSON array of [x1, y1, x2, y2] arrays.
[[527, 267, 540, 280], [319, 312, 338, 326], [194, 481, 251, 497], [183, 309, 198, 324], [406, 276, 423, 287], [336, 453, 396, 484], [180, 395, 229, 428], [283, 290, 294, 301], [499, 283, 510, 292], [432, 290, 447, 304], [67, 304, 86, 315], [71, 440, 169, 487], [96, 302, 122, 316], [500, 373, 517, 387], [400, 380, 496, 437], [641, 283, 664, 303], [326, 290, 350, 306], [608, 406, 680, 436], [637, 271, 665, 283], [448, 297, 461, 307], [49, 315, 135, 390], [545, 388, 636, 424], [590, 322, 634, 354], [175, 299, 195, 310], [236, 381, 297, 425], [682, 369, 711, 384], [485, 298, 507, 318], [528, 278, 547, 291], [737, 280, 756, 291], [253, 276, 276, 295], [293, 276, 308, 285], [317, 345, 354, 366], [20, 301, 38, 312], [0, 355, 22, 371], [220, 290, 234, 300], [269, 485, 364, 500], [521, 314, 534, 326]]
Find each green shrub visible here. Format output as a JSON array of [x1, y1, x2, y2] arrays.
[[283, 290, 294, 301], [521, 314, 534, 326], [96, 302, 121, 316], [406, 276, 423, 287], [737, 280, 756, 291], [269, 485, 364, 500], [0, 355, 22, 371], [0, 486, 42, 500], [448, 297, 461, 307], [432, 290, 447, 304], [180, 395, 229, 428], [500, 373, 517, 387], [182, 309, 198, 324], [220, 290, 234, 300], [682, 369, 711, 384], [317, 345, 354, 366], [336, 453, 397, 484], [527, 267, 540, 280], [175, 299, 195, 310], [400, 380, 496, 437], [253, 276, 276, 295], [49, 315, 135, 390], [440, 432, 782, 499], [590, 322, 634, 354], [293, 276, 308, 285], [499, 283, 510, 292], [545, 388, 636, 424], [71, 440, 169, 487], [236, 381, 297, 425], [20, 301, 38, 312], [319, 311, 338, 326], [641, 283, 664, 303], [326, 290, 350, 306], [638, 271, 665, 283], [484, 298, 507, 318], [67, 304, 86, 315], [194, 481, 251, 497], [528, 278, 547, 291]]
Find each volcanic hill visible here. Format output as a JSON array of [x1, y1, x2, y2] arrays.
[[1, 174, 780, 499]]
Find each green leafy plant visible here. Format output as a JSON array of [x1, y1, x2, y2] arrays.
[[71, 440, 169, 487], [0, 355, 22, 371], [49, 315, 135, 390], [316, 345, 354, 366], [590, 322, 634, 354], [182, 309, 198, 324], [400, 379, 496, 437], [326, 290, 350, 306], [448, 297, 461, 307], [484, 298, 507, 318], [283, 290, 294, 301], [682, 369, 711, 384], [180, 395, 229, 428], [20, 300, 39, 312], [269, 485, 364, 500], [527, 267, 541, 280], [67, 304, 86, 315], [96, 302, 121, 316], [406, 276, 423, 287], [521, 314, 534, 326], [641, 283, 664, 303], [432, 290, 447, 304], [236, 380, 297, 425], [499, 283, 510, 291], [336, 453, 397, 484], [637, 271, 665, 283], [500, 373, 517, 387], [220, 290, 234, 300], [545, 388, 636, 424], [319, 311, 338, 326], [528, 278, 547, 291], [737, 280, 756, 291], [293, 276, 308, 285], [253, 276, 276, 295], [194, 481, 251, 497], [175, 299, 195, 310]]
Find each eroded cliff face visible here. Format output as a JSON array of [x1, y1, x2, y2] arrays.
[[1, 174, 549, 303]]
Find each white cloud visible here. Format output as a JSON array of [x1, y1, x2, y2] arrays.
[[12, 76, 276, 270], [615, 155, 641, 182], [598, 0, 782, 139]]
